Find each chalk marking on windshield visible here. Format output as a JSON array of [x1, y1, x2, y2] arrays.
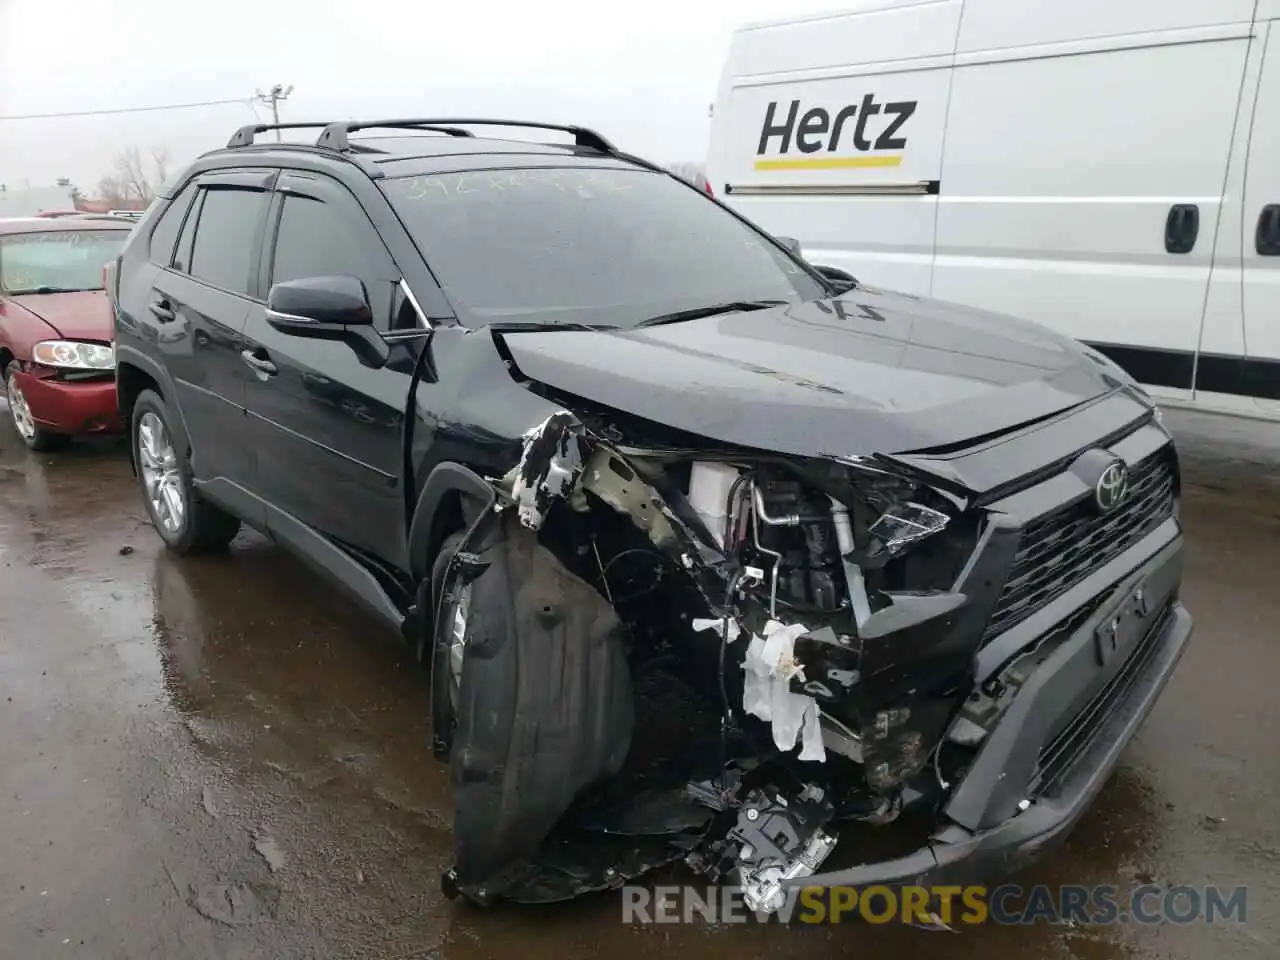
[[398, 168, 637, 202]]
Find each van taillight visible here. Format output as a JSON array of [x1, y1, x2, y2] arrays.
[[705, 180, 714, 196]]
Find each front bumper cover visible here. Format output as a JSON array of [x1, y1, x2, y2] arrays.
[[789, 534, 1191, 891], [17, 370, 120, 435]]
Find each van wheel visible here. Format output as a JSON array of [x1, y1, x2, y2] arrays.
[[4, 362, 70, 452], [429, 532, 468, 760], [131, 389, 241, 553]]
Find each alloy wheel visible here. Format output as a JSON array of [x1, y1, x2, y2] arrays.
[[5, 370, 36, 442], [137, 411, 186, 535], [443, 580, 471, 713]]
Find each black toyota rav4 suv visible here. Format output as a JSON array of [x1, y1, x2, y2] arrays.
[[110, 118, 1191, 911]]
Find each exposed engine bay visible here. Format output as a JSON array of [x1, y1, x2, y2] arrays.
[[433, 408, 998, 910]]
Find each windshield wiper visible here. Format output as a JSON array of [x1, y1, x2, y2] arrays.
[[24, 286, 96, 294], [633, 299, 788, 328]]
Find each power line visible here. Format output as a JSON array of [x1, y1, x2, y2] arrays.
[[0, 97, 254, 121]]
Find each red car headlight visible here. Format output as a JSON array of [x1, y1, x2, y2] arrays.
[[30, 340, 115, 371]]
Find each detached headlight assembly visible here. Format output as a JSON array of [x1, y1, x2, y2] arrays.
[[868, 501, 950, 553], [31, 340, 115, 371]]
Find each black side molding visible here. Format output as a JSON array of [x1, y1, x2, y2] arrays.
[[1084, 341, 1280, 401], [1084, 342, 1194, 390]]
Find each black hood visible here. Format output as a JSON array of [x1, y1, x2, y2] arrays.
[[498, 287, 1122, 459]]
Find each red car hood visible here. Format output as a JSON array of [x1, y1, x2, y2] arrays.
[[7, 291, 113, 341]]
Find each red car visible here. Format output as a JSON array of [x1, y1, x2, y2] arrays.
[[0, 217, 133, 450]]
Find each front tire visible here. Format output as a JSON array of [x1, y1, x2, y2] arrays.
[[429, 531, 469, 759], [4, 362, 70, 452], [131, 389, 240, 553]]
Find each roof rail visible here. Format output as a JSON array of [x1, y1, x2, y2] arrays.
[[227, 122, 338, 148], [336, 123, 477, 144], [227, 120, 475, 151], [314, 118, 616, 154]]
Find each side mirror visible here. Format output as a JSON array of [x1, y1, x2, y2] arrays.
[[265, 275, 389, 367], [267, 275, 373, 327], [776, 236, 803, 257]]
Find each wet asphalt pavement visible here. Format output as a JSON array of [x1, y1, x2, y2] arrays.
[[1, 406, 1278, 959]]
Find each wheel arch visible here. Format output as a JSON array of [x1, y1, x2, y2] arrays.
[[408, 462, 497, 582], [115, 345, 187, 473]]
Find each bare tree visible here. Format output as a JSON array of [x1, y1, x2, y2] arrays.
[[95, 174, 129, 207], [152, 145, 171, 186], [117, 147, 153, 202], [95, 145, 172, 205]]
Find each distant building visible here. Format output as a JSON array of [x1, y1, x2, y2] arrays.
[[0, 184, 78, 218]]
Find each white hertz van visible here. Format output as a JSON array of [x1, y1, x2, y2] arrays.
[[707, 0, 1280, 417]]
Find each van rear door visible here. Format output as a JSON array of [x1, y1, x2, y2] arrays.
[[1241, 15, 1280, 403], [707, 1, 962, 296], [931, 0, 1255, 400]]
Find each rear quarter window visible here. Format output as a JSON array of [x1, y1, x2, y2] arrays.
[[148, 183, 198, 267]]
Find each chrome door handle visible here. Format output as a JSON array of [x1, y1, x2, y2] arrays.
[[240, 349, 277, 375]]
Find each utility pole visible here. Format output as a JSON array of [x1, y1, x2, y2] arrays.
[[255, 84, 294, 139]]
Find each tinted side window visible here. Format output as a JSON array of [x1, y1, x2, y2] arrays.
[[148, 183, 196, 266], [173, 190, 204, 274], [188, 187, 267, 295], [270, 193, 397, 327]]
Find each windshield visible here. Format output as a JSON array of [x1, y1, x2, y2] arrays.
[[380, 167, 827, 328], [0, 229, 129, 295]]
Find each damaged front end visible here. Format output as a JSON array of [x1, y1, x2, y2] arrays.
[[433, 406, 996, 910]]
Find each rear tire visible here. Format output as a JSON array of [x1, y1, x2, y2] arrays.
[[3, 362, 70, 452], [131, 389, 240, 553]]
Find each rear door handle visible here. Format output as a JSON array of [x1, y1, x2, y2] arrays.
[[1165, 204, 1199, 254], [1257, 204, 1280, 256], [148, 300, 175, 322], [240, 349, 277, 376]]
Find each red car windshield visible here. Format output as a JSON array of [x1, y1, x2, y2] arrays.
[[0, 229, 129, 295]]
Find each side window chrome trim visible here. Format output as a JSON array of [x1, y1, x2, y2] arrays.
[[395, 277, 432, 332]]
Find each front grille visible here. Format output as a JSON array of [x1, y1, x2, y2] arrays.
[[1031, 602, 1174, 795], [983, 450, 1175, 643]]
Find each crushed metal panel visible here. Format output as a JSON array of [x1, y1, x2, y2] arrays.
[[577, 447, 678, 548], [508, 411, 587, 530]]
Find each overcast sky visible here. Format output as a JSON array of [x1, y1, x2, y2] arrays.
[[0, 0, 846, 193]]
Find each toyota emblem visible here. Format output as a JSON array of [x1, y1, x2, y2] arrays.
[[1094, 461, 1129, 514]]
